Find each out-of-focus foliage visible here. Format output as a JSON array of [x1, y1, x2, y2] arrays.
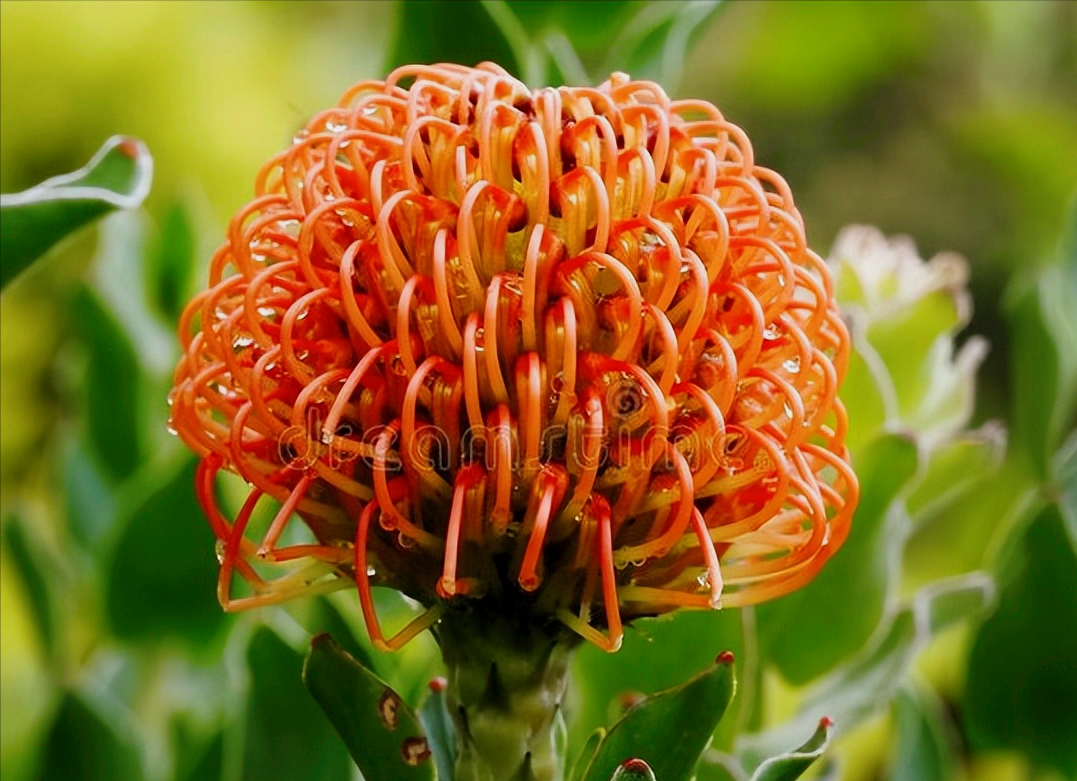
[[2, 2, 1075, 780]]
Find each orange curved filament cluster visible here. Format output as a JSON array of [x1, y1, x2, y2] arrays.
[[170, 63, 858, 653]]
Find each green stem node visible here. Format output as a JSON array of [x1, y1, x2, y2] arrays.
[[435, 603, 580, 781]]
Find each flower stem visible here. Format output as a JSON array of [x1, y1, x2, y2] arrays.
[[435, 602, 579, 781]]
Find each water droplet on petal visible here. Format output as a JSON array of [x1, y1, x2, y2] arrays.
[[782, 357, 800, 374], [215, 539, 227, 564]]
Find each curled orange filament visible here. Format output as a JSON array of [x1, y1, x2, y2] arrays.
[[170, 63, 859, 651]]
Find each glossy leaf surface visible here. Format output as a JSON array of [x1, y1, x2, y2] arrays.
[[579, 654, 736, 781], [303, 633, 436, 781]]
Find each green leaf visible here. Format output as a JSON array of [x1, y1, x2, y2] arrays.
[[389, 1, 521, 80], [579, 653, 736, 781], [0, 136, 152, 290], [244, 627, 352, 781], [609, 758, 658, 781], [750, 717, 832, 781], [2, 513, 58, 659], [739, 572, 995, 772], [303, 633, 436, 781], [105, 455, 227, 646], [1007, 261, 1077, 479], [570, 730, 606, 781], [175, 731, 225, 781], [1055, 428, 1077, 556], [60, 433, 119, 549], [71, 285, 145, 483], [598, 1, 722, 89], [570, 608, 745, 756], [700, 718, 833, 781], [757, 433, 920, 684], [418, 679, 456, 781], [148, 201, 196, 322], [91, 209, 176, 379], [963, 504, 1077, 778], [890, 685, 956, 781], [0, 543, 59, 781], [37, 693, 141, 781], [837, 333, 888, 459], [906, 422, 1006, 526], [867, 287, 965, 427]]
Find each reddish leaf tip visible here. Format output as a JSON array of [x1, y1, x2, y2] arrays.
[[116, 137, 141, 159]]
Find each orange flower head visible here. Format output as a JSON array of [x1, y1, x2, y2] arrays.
[[170, 63, 858, 652]]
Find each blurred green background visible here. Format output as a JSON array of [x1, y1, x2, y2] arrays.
[[1, 2, 1075, 781]]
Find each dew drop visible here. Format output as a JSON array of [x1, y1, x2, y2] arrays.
[[366, 565, 377, 577], [293, 128, 310, 144], [697, 571, 711, 589], [278, 219, 301, 239], [257, 306, 277, 319], [325, 120, 348, 133], [233, 334, 255, 351], [215, 539, 227, 564], [782, 357, 800, 374], [763, 324, 780, 341], [166, 422, 178, 436]]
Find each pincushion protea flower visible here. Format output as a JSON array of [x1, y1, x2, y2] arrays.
[[169, 62, 857, 779]]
